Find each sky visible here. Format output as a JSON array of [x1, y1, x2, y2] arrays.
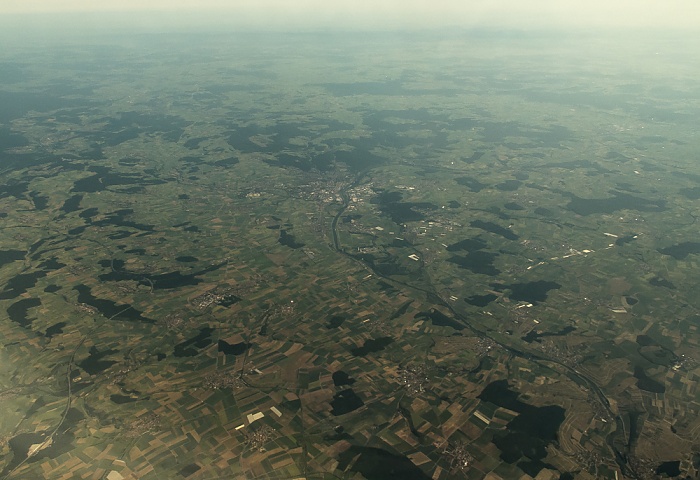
[[1, 0, 699, 31]]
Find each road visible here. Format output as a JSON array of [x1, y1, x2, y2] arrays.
[[328, 174, 635, 478]]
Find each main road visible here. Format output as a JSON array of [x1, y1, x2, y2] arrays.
[[328, 173, 635, 478]]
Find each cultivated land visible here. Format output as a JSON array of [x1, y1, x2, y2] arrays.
[[0, 30, 699, 479]]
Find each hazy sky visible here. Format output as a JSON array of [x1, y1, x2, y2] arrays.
[[2, 0, 699, 30]]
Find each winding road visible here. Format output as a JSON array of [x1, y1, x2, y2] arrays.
[[328, 174, 634, 478]]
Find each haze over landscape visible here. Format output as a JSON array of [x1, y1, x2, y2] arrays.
[[0, 1, 698, 479], [2, 0, 700, 30]]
